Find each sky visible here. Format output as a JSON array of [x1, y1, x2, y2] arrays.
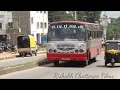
[[101, 11, 120, 18]]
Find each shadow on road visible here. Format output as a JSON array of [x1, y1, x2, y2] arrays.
[[16, 55, 36, 57], [54, 61, 86, 68], [38, 60, 97, 68], [97, 65, 120, 68]]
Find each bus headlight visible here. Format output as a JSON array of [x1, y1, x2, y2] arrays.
[[49, 49, 57, 53], [53, 50, 57, 53], [49, 49, 53, 53], [75, 50, 79, 53], [79, 49, 84, 53]]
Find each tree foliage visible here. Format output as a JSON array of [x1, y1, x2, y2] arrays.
[[77, 11, 102, 23], [48, 11, 74, 22], [48, 11, 102, 23], [107, 17, 120, 40]]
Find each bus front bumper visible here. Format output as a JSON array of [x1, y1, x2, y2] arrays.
[[47, 53, 87, 61]]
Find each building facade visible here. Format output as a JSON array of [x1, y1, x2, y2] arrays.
[[30, 11, 48, 44], [5, 11, 48, 45], [0, 11, 7, 42]]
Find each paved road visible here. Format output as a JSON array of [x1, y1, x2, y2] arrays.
[[0, 53, 46, 68], [1, 53, 120, 79]]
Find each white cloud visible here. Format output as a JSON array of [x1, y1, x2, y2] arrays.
[[101, 11, 120, 18]]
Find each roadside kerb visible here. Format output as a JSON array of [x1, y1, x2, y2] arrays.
[[0, 58, 53, 75], [0, 51, 46, 61]]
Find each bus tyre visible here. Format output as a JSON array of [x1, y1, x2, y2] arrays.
[[93, 57, 97, 62], [54, 61, 59, 67], [83, 60, 88, 66]]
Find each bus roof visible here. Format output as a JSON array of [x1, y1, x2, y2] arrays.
[[50, 20, 99, 26]]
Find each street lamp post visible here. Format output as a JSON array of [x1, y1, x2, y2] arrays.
[[101, 12, 109, 41], [17, 11, 21, 33], [74, 11, 77, 20]]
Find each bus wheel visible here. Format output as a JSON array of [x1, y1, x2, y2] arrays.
[[54, 61, 59, 67], [92, 57, 97, 62], [83, 60, 88, 66]]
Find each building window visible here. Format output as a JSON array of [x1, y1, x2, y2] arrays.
[[37, 22, 39, 29], [0, 23, 2, 29], [31, 17, 33, 24], [44, 23, 47, 28], [40, 22, 43, 28], [8, 22, 13, 28]]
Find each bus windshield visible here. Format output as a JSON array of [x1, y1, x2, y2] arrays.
[[48, 23, 86, 41]]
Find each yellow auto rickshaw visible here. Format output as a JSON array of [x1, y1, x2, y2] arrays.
[[17, 35, 37, 57], [105, 40, 120, 67]]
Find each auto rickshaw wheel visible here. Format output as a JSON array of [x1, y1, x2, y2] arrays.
[[35, 52, 37, 56], [105, 61, 107, 66], [19, 53, 22, 57], [24, 53, 27, 57], [111, 62, 115, 68], [22, 53, 25, 58], [54, 61, 59, 67], [29, 52, 32, 56]]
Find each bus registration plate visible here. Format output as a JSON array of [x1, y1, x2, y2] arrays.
[[61, 58, 70, 60]]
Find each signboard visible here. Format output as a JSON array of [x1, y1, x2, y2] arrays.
[[41, 34, 47, 45]]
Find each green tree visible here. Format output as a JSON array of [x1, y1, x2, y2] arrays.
[[78, 11, 102, 23], [48, 11, 74, 22], [48, 11, 102, 23], [107, 17, 120, 40]]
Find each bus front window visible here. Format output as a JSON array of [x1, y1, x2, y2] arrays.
[[48, 23, 86, 41]]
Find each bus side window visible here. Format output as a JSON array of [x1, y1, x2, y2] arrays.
[[88, 30, 92, 40]]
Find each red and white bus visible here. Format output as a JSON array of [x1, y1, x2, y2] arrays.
[[47, 21, 103, 66]]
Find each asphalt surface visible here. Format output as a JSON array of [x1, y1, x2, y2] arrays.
[[0, 54, 46, 68], [1, 53, 120, 79]]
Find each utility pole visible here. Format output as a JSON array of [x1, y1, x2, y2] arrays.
[[104, 11, 107, 41], [43, 11, 44, 34], [74, 11, 77, 20], [18, 11, 21, 33], [102, 11, 108, 42]]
